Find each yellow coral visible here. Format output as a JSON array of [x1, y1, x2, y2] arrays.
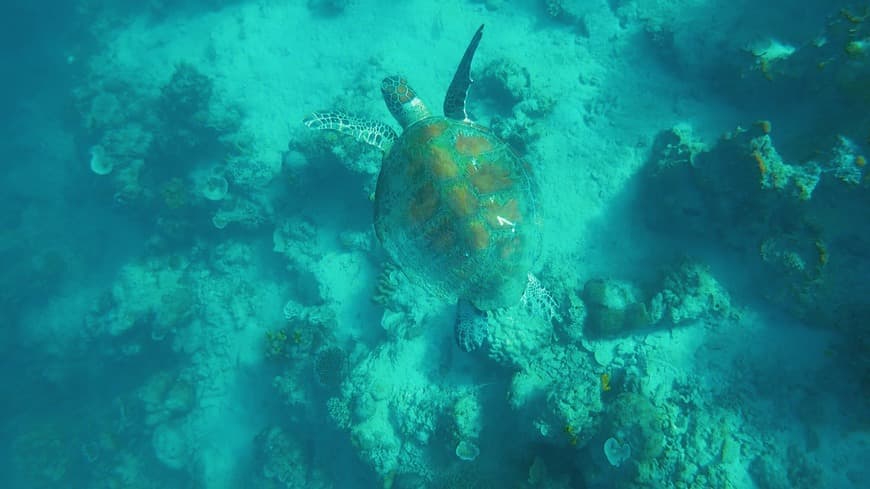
[[752, 151, 768, 179], [265, 329, 289, 358], [563, 424, 579, 446], [759, 58, 773, 81], [815, 240, 829, 267], [754, 120, 772, 134], [840, 7, 868, 24], [600, 373, 612, 392]]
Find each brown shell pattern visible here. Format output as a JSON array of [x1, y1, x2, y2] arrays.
[[374, 117, 541, 310]]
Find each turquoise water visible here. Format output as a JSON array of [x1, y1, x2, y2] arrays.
[[2, 1, 868, 488]]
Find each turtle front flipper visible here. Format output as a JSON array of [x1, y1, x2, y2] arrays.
[[303, 111, 398, 152], [443, 24, 484, 122]]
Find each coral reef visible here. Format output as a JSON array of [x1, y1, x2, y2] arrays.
[[11, 423, 71, 488], [337, 345, 445, 482], [17, 3, 865, 489], [486, 306, 605, 451], [273, 218, 322, 270], [641, 122, 868, 329], [138, 370, 197, 426], [256, 426, 333, 489], [88, 144, 113, 175], [603, 436, 631, 467], [605, 392, 664, 464], [647, 261, 734, 325], [541, 0, 592, 24], [476, 58, 556, 155], [581, 278, 649, 336], [151, 420, 191, 470], [211, 196, 269, 230], [314, 346, 348, 389], [83, 256, 189, 345], [372, 262, 440, 341], [72, 42, 285, 254], [200, 173, 229, 201]]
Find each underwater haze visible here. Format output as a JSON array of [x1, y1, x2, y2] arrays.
[[2, 0, 868, 488]]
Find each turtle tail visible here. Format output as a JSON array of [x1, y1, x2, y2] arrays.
[[381, 76, 431, 129], [303, 111, 398, 152]]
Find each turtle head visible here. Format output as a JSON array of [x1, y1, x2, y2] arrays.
[[381, 76, 431, 129]]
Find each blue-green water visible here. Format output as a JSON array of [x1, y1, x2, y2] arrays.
[[2, 1, 868, 488]]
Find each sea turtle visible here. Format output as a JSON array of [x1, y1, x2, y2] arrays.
[[304, 25, 541, 351]]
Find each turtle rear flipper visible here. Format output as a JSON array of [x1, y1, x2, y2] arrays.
[[454, 299, 488, 352], [304, 111, 398, 152], [443, 24, 484, 122]]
